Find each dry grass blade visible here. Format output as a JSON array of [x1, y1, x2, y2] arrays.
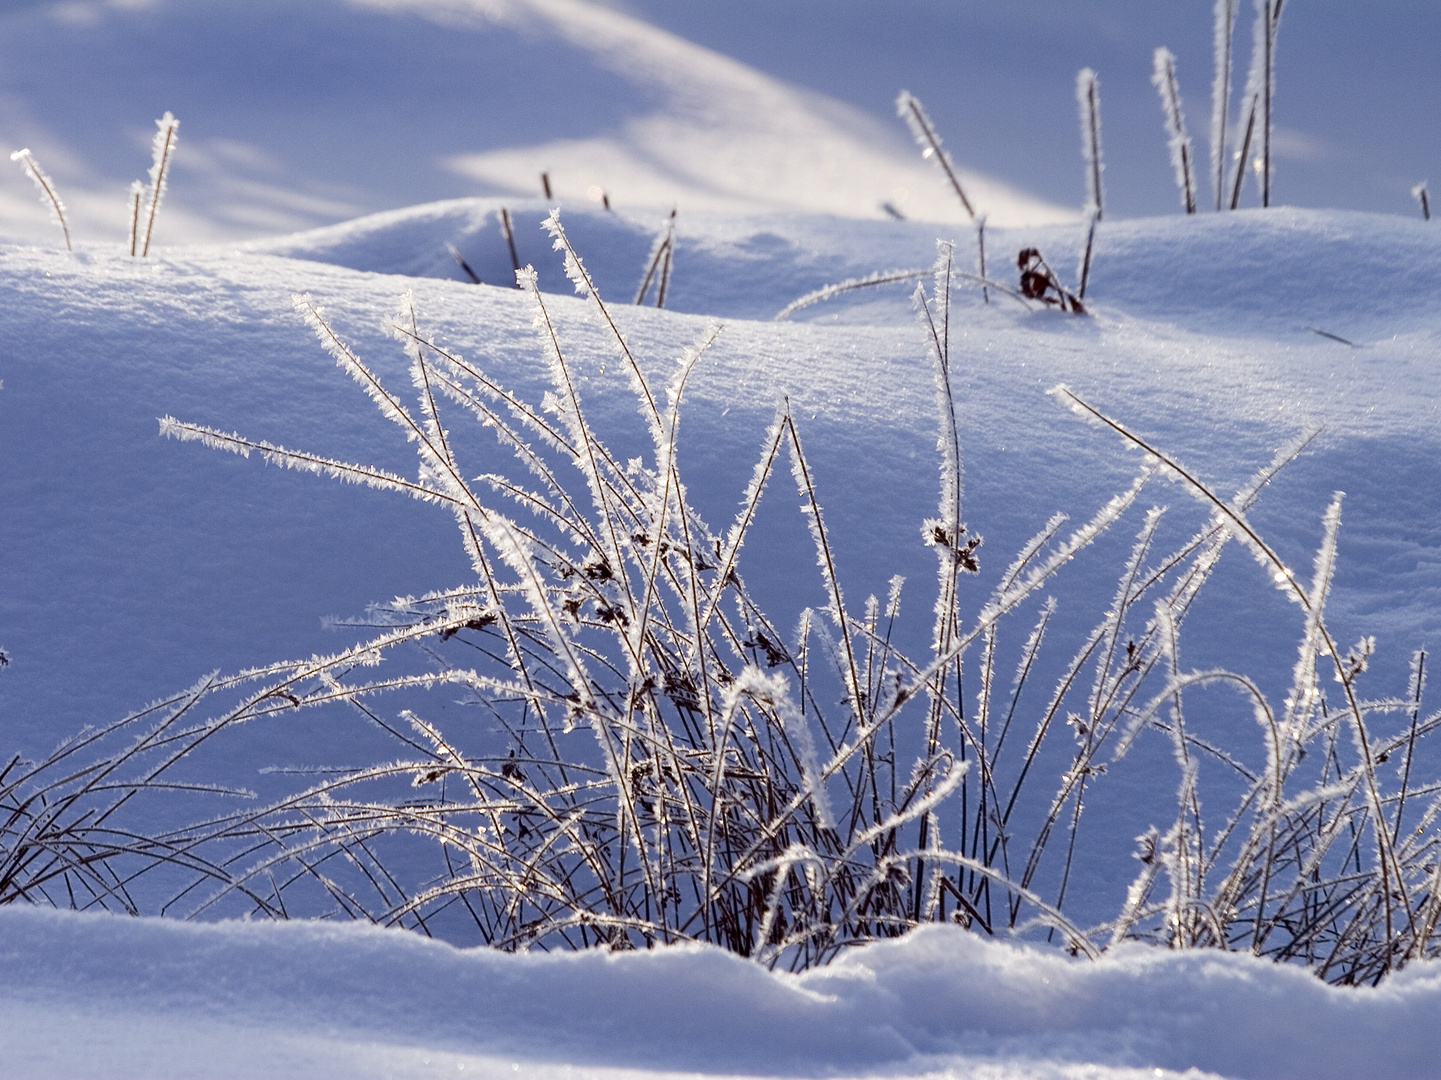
[[16, 230, 1433, 985]]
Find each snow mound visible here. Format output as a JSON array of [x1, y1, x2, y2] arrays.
[[3, 203, 1438, 749], [2, 905, 1438, 1080], [242, 198, 1441, 337], [2, 199, 1439, 1079], [0, 0, 1064, 248]]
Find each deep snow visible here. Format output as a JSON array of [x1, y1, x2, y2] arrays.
[[5, 201, 1437, 757], [2, 2, 1441, 1078], [3, 200, 1439, 1076], [4, 903, 1441, 1080]]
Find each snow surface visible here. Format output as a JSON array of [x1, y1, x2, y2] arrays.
[[2, 0, 1434, 246], [4, 903, 1441, 1080], [6, 201, 1437, 755], [4, 197, 1439, 1078], [2, 2, 1441, 1077], [0, 0, 1066, 247]]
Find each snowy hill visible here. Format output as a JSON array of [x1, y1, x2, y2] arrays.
[[6, 201, 1437, 752], [2, 2, 1441, 1079], [4, 904, 1441, 1080], [4, 198, 1440, 1078], [0, 0, 1065, 246]]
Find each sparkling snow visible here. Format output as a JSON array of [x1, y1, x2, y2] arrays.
[[1, 2, 1439, 1078]]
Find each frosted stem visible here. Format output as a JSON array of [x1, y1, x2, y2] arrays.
[[141, 112, 179, 257], [1077, 70, 1104, 219], [9, 148, 71, 251]]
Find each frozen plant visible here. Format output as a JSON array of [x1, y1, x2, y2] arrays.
[[896, 91, 976, 219], [156, 227, 1142, 966], [447, 243, 483, 285], [774, 262, 1028, 321], [1211, 0, 1240, 210], [14, 222, 1428, 984], [1152, 48, 1197, 214], [126, 180, 143, 257], [1241, 0, 1284, 207], [9, 148, 70, 251], [1076, 69, 1104, 219], [1076, 212, 1098, 300], [634, 208, 676, 307], [139, 112, 179, 258], [1228, 92, 1258, 211], [499, 206, 523, 282], [0, 674, 264, 910], [1018, 247, 1085, 313], [975, 213, 989, 304]]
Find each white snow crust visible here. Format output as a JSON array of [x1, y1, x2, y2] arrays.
[[3, 198, 1438, 1079], [4, 904, 1441, 1080], [1, 3, 1439, 1078], [5, 203, 1437, 754]]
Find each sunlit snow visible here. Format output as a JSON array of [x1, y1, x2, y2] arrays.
[[1, 2, 1439, 1079]]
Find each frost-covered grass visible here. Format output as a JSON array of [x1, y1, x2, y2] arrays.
[[2, 204, 1440, 1080], [2, 3, 1440, 1076], [5, 204, 1432, 990]]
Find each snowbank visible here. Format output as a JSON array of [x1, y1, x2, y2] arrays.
[[4, 204, 1437, 756], [3, 3, 1439, 1076], [2, 905, 1438, 1079], [2, 199, 1439, 1080]]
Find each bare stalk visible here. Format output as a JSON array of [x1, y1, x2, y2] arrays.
[[140, 112, 179, 258], [9, 149, 71, 251], [1077, 69, 1105, 219], [896, 91, 976, 218]]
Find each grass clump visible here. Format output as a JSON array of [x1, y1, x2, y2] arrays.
[[7, 220, 1435, 986]]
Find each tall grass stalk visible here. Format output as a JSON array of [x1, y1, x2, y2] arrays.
[[1242, 0, 1284, 208], [9, 148, 70, 251], [447, 243, 482, 284], [127, 180, 143, 257], [500, 207, 522, 282], [1077, 212, 1098, 300], [975, 214, 989, 304], [635, 209, 676, 307], [1229, 95, 1259, 211], [1152, 48, 1197, 214], [140, 112, 179, 258], [896, 92, 976, 219], [1076, 70, 1104, 219], [1211, 0, 1239, 210]]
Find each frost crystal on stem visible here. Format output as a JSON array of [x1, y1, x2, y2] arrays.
[[1076, 69, 1104, 219], [140, 111, 179, 257], [9, 148, 70, 251], [1153, 48, 1197, 214]]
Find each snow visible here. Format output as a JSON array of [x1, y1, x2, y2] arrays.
[[4, 200, 1438, 1076], [0, 0, 1065, 246], [4, 904, 1441, 1080], [6, 203, 1436, 756], [1, 1, 1440, 1077]]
